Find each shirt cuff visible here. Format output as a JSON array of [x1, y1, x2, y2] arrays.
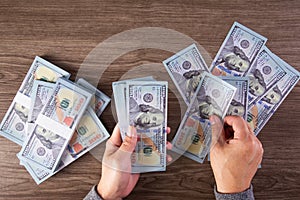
[[83, 185, 103, 200], [214, 185, 255, 200]]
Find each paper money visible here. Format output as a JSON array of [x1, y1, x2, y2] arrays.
[[77, 78, 110, 117], [67, 107, 110, 157], [112, 81, 127, 136], [163, 44, 209, 105], [0, 100, 30, 145], [222, 76, 249, 119], [172, 72, 236, 163], [210, 22, 267, 77], [245, 46, 286, 107], [247, 57, 300, 135], [127, 81, 168, 172], [20, 124, 67, 172], [18, 107, 109, 184], [112, 76, 156, 138], [41, 79, 92, 129], [28, 81, 55, 123], [19, 78, 92, 172], [19, 56, 70, 97], [0, 57, 70, 145]]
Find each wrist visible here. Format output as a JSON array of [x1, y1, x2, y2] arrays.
[[97, 181, 122, 200], [214, 185, 254, 199], [215, 181, 251, 194], [96, 183, 105, 199]]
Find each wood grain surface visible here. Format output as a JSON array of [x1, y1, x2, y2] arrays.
[[0, 0, 299, 199]]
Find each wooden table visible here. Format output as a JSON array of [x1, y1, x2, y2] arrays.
[[0, 0, 299, 199]]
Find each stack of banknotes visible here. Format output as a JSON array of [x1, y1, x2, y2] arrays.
[[0, 56, 111, 184], [164, 22, 300, 163], [113, 77, 168, 173]]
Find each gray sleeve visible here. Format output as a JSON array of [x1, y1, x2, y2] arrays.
[[214, 185, 254, 200], [83, 185, 103, 200]]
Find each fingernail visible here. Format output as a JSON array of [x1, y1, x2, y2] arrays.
[[127, 126, 133, 137], [167, 155, 173, 162], [167, 127, 171, 133]]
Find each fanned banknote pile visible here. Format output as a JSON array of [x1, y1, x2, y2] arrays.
[[113, 77, 168, 173], [164, 22, 300, 163], [0, 56, 111, 184]]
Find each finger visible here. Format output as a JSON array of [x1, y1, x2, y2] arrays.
[[166, 141, 172, 150], [223, 116, 249, 140], [167, 127, 171, 134], [210, 115, 225, 147], [246, 122, 254, 134], [103, 139, 120, 157], [109, 124, 122, 147], [167, 154, 173, 163], [119, 126, 137, 153], [255, 138, 264, 162], [251, 140, 263, 169]]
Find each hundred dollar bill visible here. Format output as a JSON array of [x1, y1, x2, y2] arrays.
[[40, 79, 92, 129], [0, 99, 30, 145], [67, 107, 110, 157], [246, 47, 286, 107], [112, 76, 156, 138], [77, 78, 110, 117], [247, 56, 300, 135], [163, 44, 209, 105], [19, 56, 70, 97], [28, 81, 55, 123], [210, 22, 267, 77], [221, 76, 249, 120], [19, 78, 92, 172], [19, 124, 67, 173], [127, 81, 168, 172], [112, 81, 127, 137], [172, 72, 236, 163], [0, 56, 70, 145], [17, 107, 109, 184]]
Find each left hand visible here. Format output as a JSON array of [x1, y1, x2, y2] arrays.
[[97, 125, 172, 200]]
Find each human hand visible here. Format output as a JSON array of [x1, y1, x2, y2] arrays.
[[209, 115, 263, 194], [97, 125, 172, 200]]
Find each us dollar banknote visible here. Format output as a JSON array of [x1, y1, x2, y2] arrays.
[[19, 56, 70, 97], [163, 44, 209, 105], [172, 72, 236, 163], [246, 47, 286, 107], [67, 107, 110, 158], [20, 124, 67, 172], [19, 78, 92, 172], [247, 56, 300, 135], [0, 100, 30, 145], [222, 76, 249, 119], [0, 57, 70, 145], [18, 107, 109, 184], [77, 78, 110, 117], [127, 81, 168, 173], [210, 22, 267, 77], [28, 81, 55, 123], [113, 76, 156, 138], [41, 79, 92, 129]]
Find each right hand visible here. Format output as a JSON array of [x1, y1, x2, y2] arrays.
[[209, 115, 263, 193]]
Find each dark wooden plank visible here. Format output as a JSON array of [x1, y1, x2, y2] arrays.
[[0, 0, 299, 199]]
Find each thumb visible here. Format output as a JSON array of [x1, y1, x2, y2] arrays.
[[209, 115, 225, 149], [119, 126, 137, 153]]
